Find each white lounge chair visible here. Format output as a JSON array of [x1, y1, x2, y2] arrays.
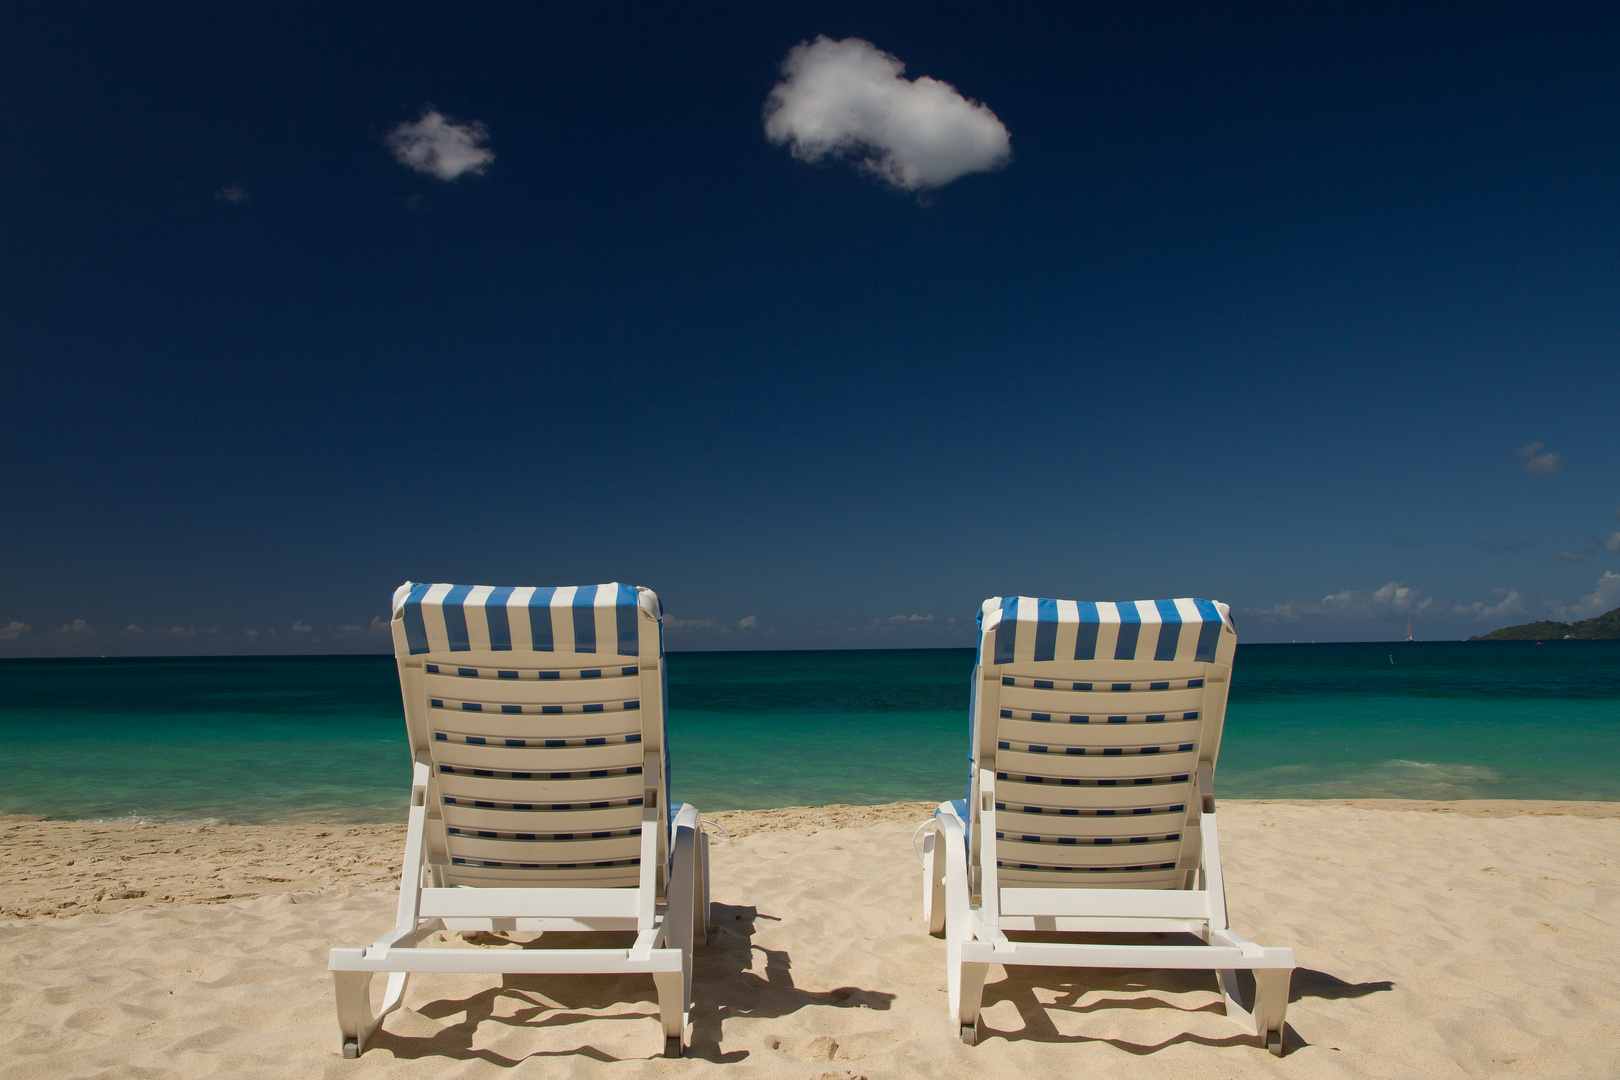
[[329, 582, 710, 1058], [920, 596, 1295, 1053]]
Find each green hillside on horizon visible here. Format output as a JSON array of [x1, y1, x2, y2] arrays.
[[1470, 606, 1620, 641]]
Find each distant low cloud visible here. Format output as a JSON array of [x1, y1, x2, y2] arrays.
[[1606, 532, 1620, 554], [887, 613, 934, 623], [1453, 588, 1525, 621], [122, 624, 197, 637], [245, 629, 259, 638], [764, 36, 1011, 192], [1558, 571, 1620, 620], [1247, 581, 1435, 621], [291, 620, 313, 633], [1476, 539, 1536, 555], [1558, 550, 1588, 563], [59, 619, 92, 634], [738, 616, 759, 629], [1, 621, 30, 639], [213, 186, 250, 204], [386, 109, 494, 181], [1511, 441, 1562, 475], [665, 617, 719, 631]]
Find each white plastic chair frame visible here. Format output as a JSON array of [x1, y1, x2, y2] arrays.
[[328, 583, 711, 1059], [919, 597, 1294, 1054]]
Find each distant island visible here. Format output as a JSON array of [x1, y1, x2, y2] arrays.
[[1470, 605, 1620, 641]]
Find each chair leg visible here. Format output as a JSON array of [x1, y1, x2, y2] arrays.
[[955, 961, 990, 1043], [1217, 967, 1291, 1053], [652, 970, 686, 1056], [334, 971, 375, 1058], [1252, 968, 1291, 1054]]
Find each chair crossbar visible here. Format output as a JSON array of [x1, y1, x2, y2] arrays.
[[417, 887, 641, 920], [998, 886, 1213, 919]]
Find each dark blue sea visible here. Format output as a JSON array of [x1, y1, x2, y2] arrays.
[[2, 643, 1618, 823]]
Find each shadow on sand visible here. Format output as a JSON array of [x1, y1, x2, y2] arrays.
[[975, 957, 1392, 1057], [364, 902, 895, 1065]]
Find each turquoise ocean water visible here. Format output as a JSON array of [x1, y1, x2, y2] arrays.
[[2, 643, 1617, 823]]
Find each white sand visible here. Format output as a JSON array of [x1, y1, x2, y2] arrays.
[[2, 800, 1618, 1078]]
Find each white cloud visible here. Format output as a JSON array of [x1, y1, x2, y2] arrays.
[[371, 616, 388, 632], [764, 36, 1010, 191], [122, 625, 197, 637], [1452, 588, 1525, 621], [1558, 571, 1620, 620], [887, 613, 934, 623], [245, 629, 259, 638], [738, 616, 759, 629], [386, 109, 494, 181], [59, 619, 92, 634], [1, 620, 30, 639], [1511, 441, 1562, 475], [291, 620, 313, 633], [213, 186, 249, 203], [1558, 550, 1588, 563], [1248, 581, 1436, 621], [1524, 453, 1562, 475], [1606, 531, 1620, 554]]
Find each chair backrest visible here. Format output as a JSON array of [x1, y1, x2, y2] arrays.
[[390, 582, 670, 891], [969, 597, 1237, 893]]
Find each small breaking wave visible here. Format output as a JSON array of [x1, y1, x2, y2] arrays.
[[1223, 758, 1513, 800]]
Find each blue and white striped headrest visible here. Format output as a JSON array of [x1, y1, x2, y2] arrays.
[[392, 583, 660, 658], [977, 597, 1233, 665]]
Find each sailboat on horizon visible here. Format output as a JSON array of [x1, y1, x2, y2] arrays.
[[1405, 617, 1415, 643]]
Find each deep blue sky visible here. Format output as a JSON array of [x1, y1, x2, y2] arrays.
[[4, 1, 1618, 654]]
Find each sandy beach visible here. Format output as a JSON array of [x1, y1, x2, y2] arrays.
[[2, 800, 1618, 1078]]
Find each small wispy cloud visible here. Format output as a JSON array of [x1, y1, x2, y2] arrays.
[[59, 619, 92, 635], [1, 621, 30, 640], [1247, 581, 1435, 621], [1511, 441, 1562, 475], [764, 36, 1011, 192], [738, 616, 759, 629], [122, 625, 197, 637], [887, 613, 934, 623], [386, 109, 494, 181], [291, 620, 313, 633], [213, 186, 250, 204], [245, 629, 259, 638], [1453, 588, 1525, 621], [665, 617, 719, 631], [1558, 550, 1588, 563]]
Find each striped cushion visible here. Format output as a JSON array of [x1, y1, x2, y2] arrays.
[[976, 597, 1232, 666], [393, 582, 657, 657]]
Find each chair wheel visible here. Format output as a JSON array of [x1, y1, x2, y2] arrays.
[[960, 1021, 978, 1046], [1267, 1029, 1283, 1056], [665, 1035, 683, 1058]]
